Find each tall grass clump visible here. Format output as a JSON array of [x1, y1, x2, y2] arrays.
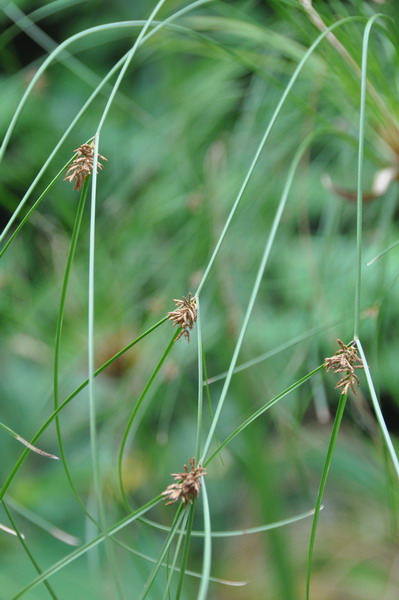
[[1, 1, 399, 598]]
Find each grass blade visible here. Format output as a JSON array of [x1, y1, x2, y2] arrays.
[[5, 497, 80, 546], [118, 330, 177, 511], [175, 503, 195, 599], [139, 504, 184, 600], [0, 317, 168, 502], [12, 496, 162, 599], [2, 501, 58, 600], [354, 14, 384, 339], [197, 480, 211, 600], [205, 365, 324, 466], [194, 15, 365, 298], [305, 393, 348, 600], [162, 510, 189, 600], [0, 1, 212, 242], [356, 339, 399, 478], [0, 422, 58, 460], [53, 178, 91, 519]]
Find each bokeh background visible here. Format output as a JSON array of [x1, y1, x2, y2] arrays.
[[1, 1, 399, 598]]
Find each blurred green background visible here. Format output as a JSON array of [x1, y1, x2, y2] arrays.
[[1, 0, 399, 598]]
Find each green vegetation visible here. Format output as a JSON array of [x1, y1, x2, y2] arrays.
[[1, 1, 399, 598]]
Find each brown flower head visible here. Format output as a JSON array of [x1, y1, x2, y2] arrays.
[[324, 339, 364, 395], [64, 142, 107, 191], [162, 458, 207, 506], [167, 294, 197, 342]]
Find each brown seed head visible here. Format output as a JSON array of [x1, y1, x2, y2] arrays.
[[162, 458, 207, 506], [324, 339, 364, 395], [167, 293, 197, 342], [64, 142, 107, 191]]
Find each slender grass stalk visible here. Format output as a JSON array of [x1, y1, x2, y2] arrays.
[[175, 503, 195, 599], [197, 480, 211, 600], [356, 339, 399, 478], [86, 4, 170, 589], [194, 16, 365, 298], [53, 178, 90, 518], [0, 4, 210, 163], [118, 331, 178, 511], [367, 239, 399, 266], [0, 317, 168, 502], [161, 510, 190, 600], [12, 496, 163, 599], [0, 1, 212, 243], [305, 393, 348, 600], [205, 365, 324, 466], [200, 126, 332, 464], [354, 15, 384, 339], [5, 497, 80, 546], [201, 343, 222, 462], [2, 501, 58, 600], [139, 505, 185, 600], [140, 506, 320, 538], [110, 535, 247, 587], [205, 317, 346, 386], [195, 297, 203, 461], [87, 134, 102, 528]]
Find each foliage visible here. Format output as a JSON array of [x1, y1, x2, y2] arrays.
[[1, 0, 399, 598]]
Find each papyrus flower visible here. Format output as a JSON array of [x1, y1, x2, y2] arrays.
[[162, 458, 207, 505], [324, 339, 364, 395], [167, 294, 197, 342], [64, 142, 107, 191]]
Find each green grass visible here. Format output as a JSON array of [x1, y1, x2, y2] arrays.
[[1, 0, 399, 598]]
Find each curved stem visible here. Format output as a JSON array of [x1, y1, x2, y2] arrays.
[[0, 317, 168, 502], [118, 330, 178, 511]]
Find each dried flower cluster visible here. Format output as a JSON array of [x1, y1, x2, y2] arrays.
[[162, 458, 207, 506], [167, 294, 197, 342], [324, 339, 364, 395], [64, 142, 107, 191]]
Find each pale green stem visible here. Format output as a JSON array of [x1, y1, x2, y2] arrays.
[[356, 338, 399, 478], [197, 480, 211, 600]]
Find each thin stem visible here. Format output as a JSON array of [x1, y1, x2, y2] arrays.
[[200, 128, 330, 464], [356, 339, 399, 478], [0, 317, 168, 502], [87, 134, 102, 526], [2, 501, 58, 600], [175, 503, 195, 599], [12, 496, 163, 599], [118, 330, 178, 511], [354, 18, 376, 337], [0, 1, 212, 242], [140, 506, 320, 538], [54, 178, 91, 519], [204, 317, 345, 386], [366, 238, 399, 266], [197, 480, 211, 600], [161, 510, 190, 600], [201, 343, 222, 461], [205, 365, 324, 466], [305, 393, 348, 600], [195, 297, 203, 461], [195, 16, 365, 297], [139, 505, 185, 600]]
